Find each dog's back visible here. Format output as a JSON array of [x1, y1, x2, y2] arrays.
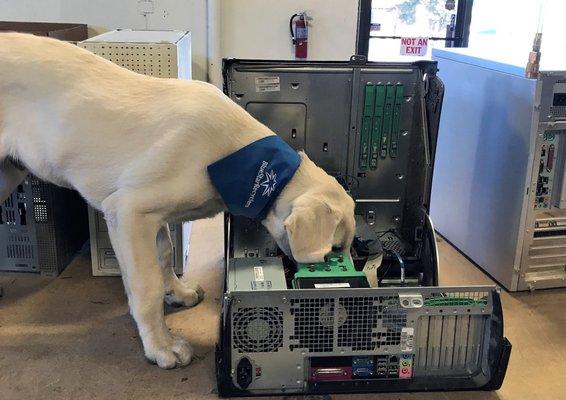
[[0, 33, 270, 208], [0, 32, 135, 91]]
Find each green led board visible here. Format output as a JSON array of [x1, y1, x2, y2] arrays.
[[293, 252, 366, 280]]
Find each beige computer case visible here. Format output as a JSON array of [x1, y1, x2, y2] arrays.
[[79, 30, 192, 276]]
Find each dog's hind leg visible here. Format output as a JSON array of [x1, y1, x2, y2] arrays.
[[102, 192, 193, 369], [156, 224, 204, 308]]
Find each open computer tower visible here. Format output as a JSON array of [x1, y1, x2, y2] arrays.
[[216, 57, 511, 396]]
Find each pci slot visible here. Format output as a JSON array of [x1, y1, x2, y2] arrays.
[[370, 84, 386, 169], [390, 84, 404, 158], [359, 84, 375, 170], [380, 84, 395, 158]]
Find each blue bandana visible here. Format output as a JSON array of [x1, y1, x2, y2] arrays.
[[207, 135, 301, 220]]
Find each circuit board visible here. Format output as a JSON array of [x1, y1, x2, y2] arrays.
[[293, 252, 368, 289]]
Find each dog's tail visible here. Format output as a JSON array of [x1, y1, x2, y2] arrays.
[[0, 158, 28, 203]]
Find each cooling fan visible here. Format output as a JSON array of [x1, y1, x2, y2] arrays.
[[233, 307, 284, 353]]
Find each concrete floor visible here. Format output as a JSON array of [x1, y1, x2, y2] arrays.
[[0, 215, 565, 400]]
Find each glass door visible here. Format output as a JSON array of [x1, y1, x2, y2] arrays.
[[366, 0, 471, 61]]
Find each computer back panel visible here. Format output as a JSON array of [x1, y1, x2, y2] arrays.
[[217, 284, 509, 395]]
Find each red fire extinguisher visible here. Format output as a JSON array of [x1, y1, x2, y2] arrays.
[[290, 12, 308, 59]]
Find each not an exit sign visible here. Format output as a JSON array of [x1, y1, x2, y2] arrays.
[[400, 37, 428, 56]]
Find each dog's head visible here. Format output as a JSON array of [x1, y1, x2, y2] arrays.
[[262, 153, 356, 263]]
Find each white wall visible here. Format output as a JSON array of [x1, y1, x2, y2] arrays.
[[0, 0, 360, 82], [220, 0, 358, 60], [0, 0, 209, 81]]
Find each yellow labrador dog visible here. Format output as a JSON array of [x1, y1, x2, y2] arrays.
[[0, 33, 355, 368]]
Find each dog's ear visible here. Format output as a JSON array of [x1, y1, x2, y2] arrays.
[[284, 197, 341, 263]]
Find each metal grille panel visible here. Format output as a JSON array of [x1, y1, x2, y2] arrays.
[[289, 298, 334, 352], [6, 243, 34, 259], [0, 177, 88, 274], [337, 296, 407, 351], [82, 43, 176, 78], [337, 297, 379, 351], [288, 296, 409, 353], [233, 307, 284, 353], [382, 306, 408, 346], [550, 106, 566, 119], [380, 232, 408, 255]]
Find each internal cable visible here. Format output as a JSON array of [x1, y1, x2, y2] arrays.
[[391, 249, 406, 286], [377, 249, 405, 286]]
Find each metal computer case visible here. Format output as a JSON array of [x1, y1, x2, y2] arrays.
[[431, 48, 566, 291], [216, 58, 511, 396]]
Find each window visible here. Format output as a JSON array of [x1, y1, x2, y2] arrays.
[[357, 0, 473, 62], [469, 0, 566, 62]]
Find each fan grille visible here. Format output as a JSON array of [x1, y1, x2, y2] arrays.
[[550, 106, 566, 119], [233, 307, 284, 353], [338, 296, 406, 350], [289, 296, 408, 353], [289, 298, 335, 352]]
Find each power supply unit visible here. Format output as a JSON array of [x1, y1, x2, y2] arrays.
[[216, 58, 511, 396]]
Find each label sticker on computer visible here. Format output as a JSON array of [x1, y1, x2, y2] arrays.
[[253, 266, 265, 282], [314, 282, 350, 289], [400, 327, 415, 352], [255, 76, 280, 92]]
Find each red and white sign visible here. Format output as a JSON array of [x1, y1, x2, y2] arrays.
[[400, 37, 428, 56]]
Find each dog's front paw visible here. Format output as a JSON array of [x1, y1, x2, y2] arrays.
[[145, 336, 193, 369], [165, 283, 205, 308]]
